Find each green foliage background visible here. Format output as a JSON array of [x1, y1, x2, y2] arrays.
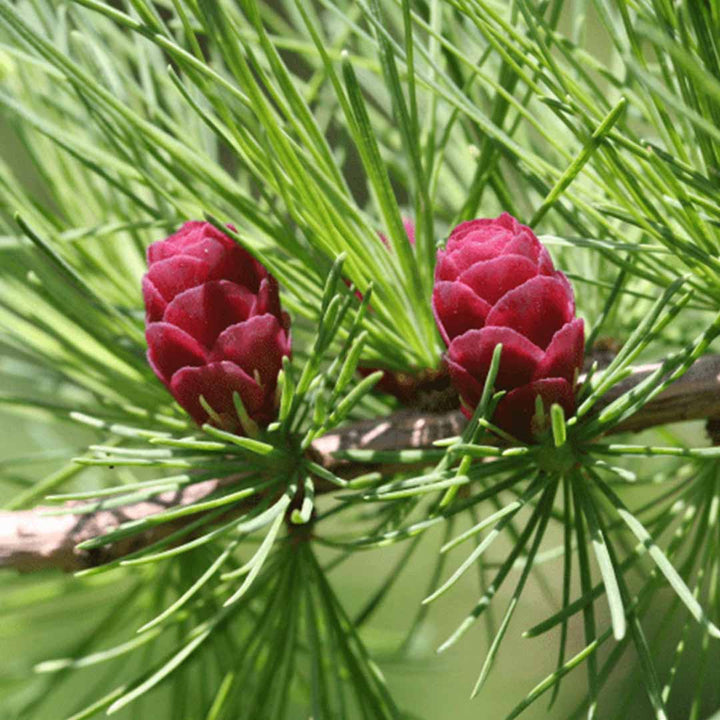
[[2, 1, 720, 719]]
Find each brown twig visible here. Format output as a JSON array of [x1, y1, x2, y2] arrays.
[[2, 354, 720, 572], [0, 479, 224, 572]]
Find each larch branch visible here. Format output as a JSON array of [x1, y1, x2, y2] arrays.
[[2, 354, 720, 572]]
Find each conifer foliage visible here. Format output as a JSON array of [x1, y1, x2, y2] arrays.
[[1, 1, 720, 719]]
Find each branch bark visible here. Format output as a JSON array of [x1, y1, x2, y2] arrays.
[[0, 480, 224, 572], [2, 354, 720, 572]]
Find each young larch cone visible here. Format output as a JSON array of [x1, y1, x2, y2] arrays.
[[142, 221, 291, 431], [432, 213, 583, 441]]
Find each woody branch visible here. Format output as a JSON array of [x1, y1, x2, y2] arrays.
[[2, 353, 720, 573]]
